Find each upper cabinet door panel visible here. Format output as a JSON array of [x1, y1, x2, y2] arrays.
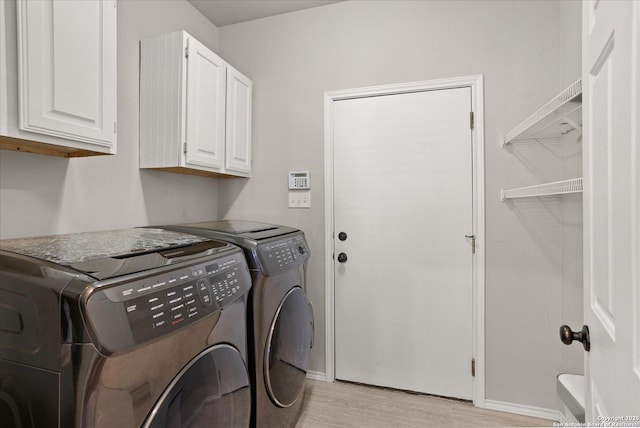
[[17, 0, 116, 149], [184, 36, 226, 170], [225, 66, 252, 175]]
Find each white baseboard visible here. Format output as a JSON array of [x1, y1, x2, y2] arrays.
[[484, 399, 561, 422], [306, 370, 327, 381]]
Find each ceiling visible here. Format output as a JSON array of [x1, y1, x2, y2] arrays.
[[187, 0, 343, 27]]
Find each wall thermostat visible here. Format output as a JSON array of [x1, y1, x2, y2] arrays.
[[288, 171, 310, 190]]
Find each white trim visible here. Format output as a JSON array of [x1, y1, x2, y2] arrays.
[[323, 91, 336, 383], [323, 75, 486, 407], [484, 399, 561, 422], [306, 370, 328, 382], [558, 411, 569, 424]]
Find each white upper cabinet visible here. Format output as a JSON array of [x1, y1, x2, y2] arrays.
[[0, 0, 117, 157], [140, 31, 252, 178]]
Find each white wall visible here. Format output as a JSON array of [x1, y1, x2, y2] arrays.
[[0, 0, 222, 239], [559, 0, 585, 383], [217, 0, 582, 412]]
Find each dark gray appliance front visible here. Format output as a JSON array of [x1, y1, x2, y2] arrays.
[[158, 221, 315, 428], [0, 228, 253, 427]]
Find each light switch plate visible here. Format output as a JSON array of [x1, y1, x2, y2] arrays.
[[289, 190, 311, 208]]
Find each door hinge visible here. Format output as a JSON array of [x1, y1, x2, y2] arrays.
[[185, 45, 189, 59], [470, 111, 475, 129], [471, 358, 476, 377], [465, 234, 476, 254], [183, 142, 187, 154]]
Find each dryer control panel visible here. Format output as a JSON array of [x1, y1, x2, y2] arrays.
[[83, 250, 251, 355], [255, 234, 310, 275]]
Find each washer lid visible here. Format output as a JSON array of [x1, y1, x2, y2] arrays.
[[176, 220, 297, 241], [0, 228, 230, 280]]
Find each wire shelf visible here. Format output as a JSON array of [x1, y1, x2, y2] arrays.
[[502, 79, 582, 146], [501, 177, 583, 201]]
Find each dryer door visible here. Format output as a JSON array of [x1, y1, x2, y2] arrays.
[[264, 286, 314, 407], [144, 344, 251, 427]]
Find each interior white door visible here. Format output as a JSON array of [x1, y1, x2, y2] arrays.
[[582, 0, 640, 419], [333, 87, 473, 400], [185, 36, 226, 170]]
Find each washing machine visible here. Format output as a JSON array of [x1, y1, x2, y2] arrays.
[[162, 221, 314, 428], [0, 228, 253, 427]]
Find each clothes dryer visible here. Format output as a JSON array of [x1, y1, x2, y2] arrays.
[[162, 221, 314, 428], [0, 228, 252, 427]]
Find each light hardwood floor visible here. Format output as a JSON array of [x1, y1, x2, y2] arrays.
[[296, 380, 554, 427]]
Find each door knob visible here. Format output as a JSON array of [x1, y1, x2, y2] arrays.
[[559, 324, 590, 352], [337, 253, 348, 263], [338, 232, 348, 241]]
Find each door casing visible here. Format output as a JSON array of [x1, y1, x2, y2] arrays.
[[323, 75, 485, 406]]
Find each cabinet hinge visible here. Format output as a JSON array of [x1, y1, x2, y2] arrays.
[[471, 358, 476, 377], [183, 142, 187, 154], [470, 111, 475, 129], [465, 234, 476, 254], [113, 122, 117, 134], [185, 46, 189, 59]]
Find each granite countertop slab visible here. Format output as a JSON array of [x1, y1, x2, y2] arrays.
[[0, 228, 208, 265]]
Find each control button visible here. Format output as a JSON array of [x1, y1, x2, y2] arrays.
[[152, 311, 165, 319], [150, 303, 164, 311], [153, 319, 166, 329], [172, 313, 185, 324], [126, 304, 137, 313], [197, 279, 212, 306], [171, 303, 185, 312]]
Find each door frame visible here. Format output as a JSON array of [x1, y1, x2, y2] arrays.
[[323, 75, 486, 406]]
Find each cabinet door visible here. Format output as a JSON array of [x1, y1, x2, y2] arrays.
[[17, 0, 116, 150], [184, 37, 226, 170], [225, 66, 252, 175]]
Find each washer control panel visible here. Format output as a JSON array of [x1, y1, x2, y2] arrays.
[[256, 234, 309, 275], [83, 250, 251, 354]]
